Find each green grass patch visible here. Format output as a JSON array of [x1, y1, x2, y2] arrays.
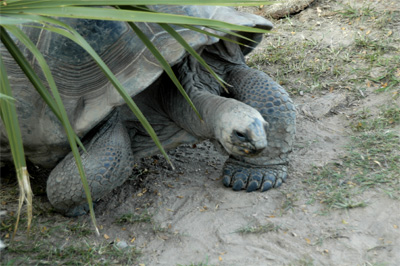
[[353, 105, 400, 131], [305, 105, 400, 210], [178, 263, 213, 266], [336, 3, 378, 21], [177, 257, 213, 266], [247, 5, 399, 96], [4, 240, 141, 265], [114, 210, 153, 224], [235, 221, 281, 234], [65, 222, 93, 237], [286, 255, 314, 266], [1, 212, 141, 265], [337, 3, 397, 29], [247, 37, 348, 93], [280, 192, 298, 213], [113, 209, 173, 235]]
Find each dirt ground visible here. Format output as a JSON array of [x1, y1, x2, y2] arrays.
[[1, 0, 400, 265]]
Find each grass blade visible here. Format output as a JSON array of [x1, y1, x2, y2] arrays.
[[122, 5, 262, 92], [0, 26, 85, 152], [0, 93, 15, 101], [159, 23, 230, 91], [0, 53, 32, 237], [0, 15, 34, 25], [1, 26, 99, 235], [125, 5, 262, 51], [182, 25, 254, 47], [2, 7, 269, 34], [126, 21, 202, 121], [4, 1, 275, 8]]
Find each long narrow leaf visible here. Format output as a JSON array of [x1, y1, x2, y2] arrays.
[[116, 3, 201, 119], [121, 5, 257, 92], [182, 25, 254, 47], [4, 1, 275, 8], [125, 5, 256, 45], [0, 53, 32, 237], [0, 26, 99, 235], [126, 21, 202, 121], [0, 93, 15, 101], [159, 23, 230, 92], [0, 26, 85, 151], [2, 7, 268, 34], [0, 16, 34, 25]]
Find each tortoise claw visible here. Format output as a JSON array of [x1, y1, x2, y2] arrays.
[[222, 162, 287, 192]]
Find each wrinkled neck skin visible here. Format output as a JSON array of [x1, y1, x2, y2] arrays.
[[162, 41, 256, 143]]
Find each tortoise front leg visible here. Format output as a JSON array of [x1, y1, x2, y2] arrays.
[[222, 66, 296, 191], [46, 112, 134, 216]]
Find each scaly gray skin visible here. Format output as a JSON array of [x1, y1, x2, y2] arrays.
[[47, 65, 271, 216], [177, 41, 296, 192], [47, 40, 295, 216], [46, 112, 134, 216]]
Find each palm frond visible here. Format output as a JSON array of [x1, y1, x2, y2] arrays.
[[0, 51, 32, 238]]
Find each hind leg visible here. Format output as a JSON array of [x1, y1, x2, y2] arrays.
[[222, 66, 296, 192], [46, 112, 134, 216]]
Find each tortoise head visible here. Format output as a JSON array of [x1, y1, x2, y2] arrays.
[[214, 101, 268, 157]]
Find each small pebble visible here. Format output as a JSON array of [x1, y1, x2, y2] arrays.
[[116, 241, 129, 249]]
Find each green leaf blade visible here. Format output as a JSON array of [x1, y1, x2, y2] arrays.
[[0, 49, 32, 236], [1, 25, 98, 234], [2, 7, 269, 34], [127, 21, 202, 121]]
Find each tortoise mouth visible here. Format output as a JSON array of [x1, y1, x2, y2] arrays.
[[222, 140, 266, 157]]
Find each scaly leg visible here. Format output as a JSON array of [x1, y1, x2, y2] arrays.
[[223, 66, 296, 192], [46, 112, 134, 216]]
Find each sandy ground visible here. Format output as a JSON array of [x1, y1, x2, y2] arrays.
[[97, 92, 399, 264], [93, 1, 400, 265], [1, 0, 399, 265]]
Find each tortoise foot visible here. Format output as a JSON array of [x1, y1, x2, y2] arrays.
[[222, 161, 287, 192]]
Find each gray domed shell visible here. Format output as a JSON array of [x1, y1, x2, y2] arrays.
[[33, 6, 272, 133], [0, 5, 272, 167]]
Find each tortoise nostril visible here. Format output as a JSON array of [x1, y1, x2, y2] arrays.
[[254, 139, 267, 152], [234, 130, 247, 141]]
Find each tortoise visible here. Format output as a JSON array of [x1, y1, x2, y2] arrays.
[[0, 5, 296, 216]]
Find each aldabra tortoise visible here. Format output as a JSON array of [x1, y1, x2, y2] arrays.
[[0, 5, 296, 216]]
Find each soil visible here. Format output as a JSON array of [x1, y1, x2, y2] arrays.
[[1, 0, 400, 265]]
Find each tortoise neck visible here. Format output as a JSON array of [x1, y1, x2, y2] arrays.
[[160, 55, 241, 140], [161, 42, 250, 140]]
